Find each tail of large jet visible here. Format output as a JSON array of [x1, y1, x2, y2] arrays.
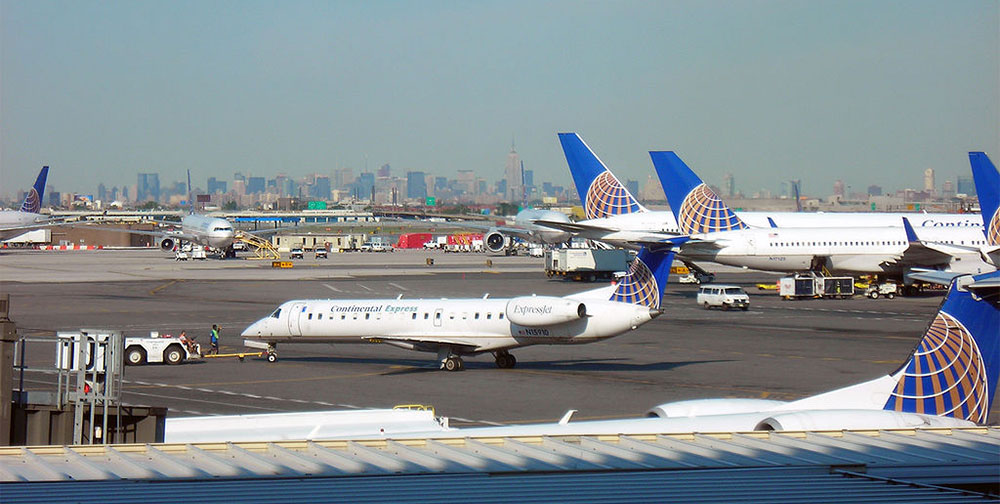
[[969, 152, 999, 247], [882, 272, 999, 423], [558, 133, 646, 219], [608, 248, 675, 309], [18, 166, 48, 214], [649, 151, 749, 234]]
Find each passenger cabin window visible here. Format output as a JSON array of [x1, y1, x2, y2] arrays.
[[424, 313, 429, 319], [341, 314, 346, 320], [475, 313, 480, 320], [435, 313, 441, 319], [365, 313, 370, 320], [318, 314, 323, 320], [412, 313, 417, 319], [499, 313, 504, 320], [308, 313, 313, 320], [486, 313, 492, 319]]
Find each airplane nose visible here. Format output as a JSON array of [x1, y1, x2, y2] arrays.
[[241, 321, 260, 337]]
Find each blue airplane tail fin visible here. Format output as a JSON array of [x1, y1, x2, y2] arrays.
[[19, 166, 48, 214], [883, 271, 1000, 424], [649, 151, 748, 234], [558, 133, 645, 219], [969, 152, 999, 246], [608, 248, 675, 309]]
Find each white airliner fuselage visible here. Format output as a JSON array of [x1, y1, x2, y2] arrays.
[[176, 213, 235, 250], [242, 294, 658, 366], [0, 211, 47, 240], [685, 225, 991, 275]]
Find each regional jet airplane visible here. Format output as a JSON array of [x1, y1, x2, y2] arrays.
[[0, 166, 54, 240], [241, 247, 676, 371]]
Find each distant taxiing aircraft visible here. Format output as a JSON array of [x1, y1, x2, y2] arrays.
[[241, 247, 677, 370], [0, 166, 54, 240]]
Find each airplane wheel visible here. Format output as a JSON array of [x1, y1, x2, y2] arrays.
[[267, 352, 278, 363], [444, 357, 462, 372]]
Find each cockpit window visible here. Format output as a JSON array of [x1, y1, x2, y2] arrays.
[[270, 308, 281, 319], [214, 226, 233, 232]]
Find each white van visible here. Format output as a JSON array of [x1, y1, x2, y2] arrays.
[[696, 284, 750, 311]]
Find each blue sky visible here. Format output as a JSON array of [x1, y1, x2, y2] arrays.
[[2, 0, 997, 198]]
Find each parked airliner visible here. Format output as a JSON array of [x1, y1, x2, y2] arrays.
[[361, 270, 1000, 437], [536, 133, 982, 250], [241, 248, 675, 371], [0, 166, 53, 240], [649, 151, 993, 279], [73, 171, 237, 256], [456, 208, 572, 254]]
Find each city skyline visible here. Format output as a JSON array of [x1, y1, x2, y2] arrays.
[[2, 1, 997, 201]]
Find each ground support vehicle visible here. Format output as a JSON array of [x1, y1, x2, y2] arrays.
[[696, 285, 750, 310], [289, 246, 305, 259], [866, 282, 898, 299], [124, 332, 200, 366], [544, 248, 631, 282], [314, 247, 328, 259], [779, 272, 855, 299]]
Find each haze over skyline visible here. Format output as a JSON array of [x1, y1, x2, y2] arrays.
[[2, 1, 997, 200]]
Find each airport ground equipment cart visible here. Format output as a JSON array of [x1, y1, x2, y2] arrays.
[[201, 350, 265, 362], [544, 248, 632, 282], [123, 332, 200, 366], [866, 282, 899, 299], [779, 272, 855, 299]]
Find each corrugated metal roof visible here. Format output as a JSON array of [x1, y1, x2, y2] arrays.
[[1, 427, 997, 503], [1, 468, 995, 504]]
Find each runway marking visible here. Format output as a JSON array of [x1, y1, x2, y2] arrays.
[[263, 396, 283, 401], [173, 370, 390, 387], [123, 389, 285, 411], [358, 284, 373, 292], [323, 284, 342, 293], [511, 368, 658, 385], [243, 393, 262, 398], [149, 280, 181, 296], [388, 282, 408, 291]]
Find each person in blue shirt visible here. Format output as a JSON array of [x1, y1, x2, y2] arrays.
[[210, 324, 220, 355]]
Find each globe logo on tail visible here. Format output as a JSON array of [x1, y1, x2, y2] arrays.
[[585, 172, 640, 220], [884, 312, 989, 424], [610, 257, 659, 309], [989, 208, 999, 247], [20, 188, 40, 214], [676, 184, 747, 235]]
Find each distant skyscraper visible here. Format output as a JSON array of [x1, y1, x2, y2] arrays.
[[625, 179, 639, 198], [833, 180, 845, 197], [407, 171, 427, 199], [310, 176, 331, 200], [207, 177, 227, 194], [137, 173, 160, 202], [867, 185, 882, 196], [356, 173, 375, 200], [504, 143, 522, 202], [923, 168, 935, 192], [956, 176, 975, 196], [377, 164, 391, 178], [722, 173, 735, 197], [942, 179, 955, 198], [97, 183, 107, 202], [247, 177, 266, 194]]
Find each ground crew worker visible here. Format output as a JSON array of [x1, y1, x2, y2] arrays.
[[179, 331, 199, 355], [210, 324, 220, 355]]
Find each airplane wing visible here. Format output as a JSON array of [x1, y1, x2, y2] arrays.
[[532, 219, 616, 233], [68, 223, 199, 243], [363, 336, 484, 354], [905, 269, 963, 286], [882, 218, 964, 269]]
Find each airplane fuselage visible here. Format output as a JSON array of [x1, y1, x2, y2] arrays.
[[512, 209, 572, 245], [684, 226, 991, 275], [242, 296, 657, 354], [0, 211, 46, 240], [178, 214, 235, 250]]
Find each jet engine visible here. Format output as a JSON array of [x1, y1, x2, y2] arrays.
[[485, 229, 509, 253], [505, 296, 586, 327], [159, 237, 175, 251]]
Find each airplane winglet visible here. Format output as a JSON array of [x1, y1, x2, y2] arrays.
[[902, 217, 919, 243], [767, 217, 777, 228]]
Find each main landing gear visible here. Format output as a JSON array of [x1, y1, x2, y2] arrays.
[[438, 347, 465, 372], [494, 350, 517, 369]]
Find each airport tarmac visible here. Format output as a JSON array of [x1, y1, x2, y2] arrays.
[[4, 248, 997, 426]]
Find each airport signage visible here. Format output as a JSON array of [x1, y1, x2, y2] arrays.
[[308, 201, 327, 210], [425, 197, 436, 206]]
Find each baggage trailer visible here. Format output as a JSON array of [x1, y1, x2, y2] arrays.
[[545, 249, 632, 282]]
